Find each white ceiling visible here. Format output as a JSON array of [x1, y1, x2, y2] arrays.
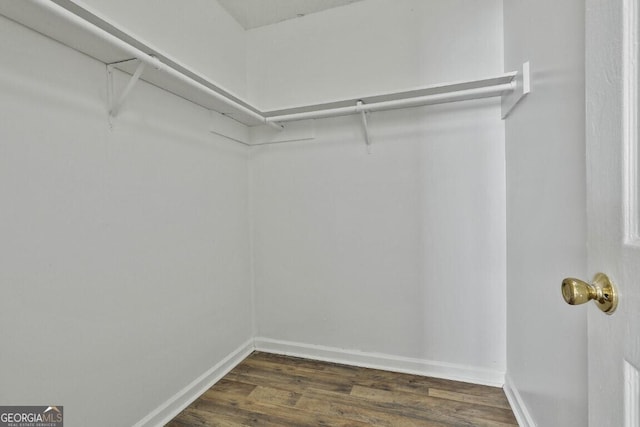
[[217, 0, 367, 30]]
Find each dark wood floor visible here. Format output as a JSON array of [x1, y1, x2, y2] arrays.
[[167, 352, 518, 427]]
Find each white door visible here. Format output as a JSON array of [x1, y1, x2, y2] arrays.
[[584, 0, 640, 425]]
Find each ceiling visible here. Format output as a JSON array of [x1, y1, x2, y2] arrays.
[[217, 0, 366, 30]]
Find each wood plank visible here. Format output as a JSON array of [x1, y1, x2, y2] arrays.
[[168, 407, 248, 427], [225, 364, 354, 394], [428, 387, 512, 410], [296, 388, 450, 427], [196, 387, 371, 427], [204, 377, 257, 396], [248, 385, 302, 407], [351, 385, 518, 426]]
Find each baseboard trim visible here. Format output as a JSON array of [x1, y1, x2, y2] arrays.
[[133, 338, 255, 427], [255, 337, 505, 387], [503, 373, 536, 427]]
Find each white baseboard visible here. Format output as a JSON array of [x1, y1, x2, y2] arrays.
[[254, 337, 505, 387], [503, 373, 536, 427], [133, 338, 255, 427]]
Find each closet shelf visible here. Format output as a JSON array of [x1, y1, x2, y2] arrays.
[[263, 73, 519, 123], [0, 0, 530, 136]]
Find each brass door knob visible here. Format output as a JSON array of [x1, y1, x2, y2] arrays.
[[561, 272, 618, 314]]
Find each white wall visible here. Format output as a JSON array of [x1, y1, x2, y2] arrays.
[[76, 0, 248, 99], [247, 0, 505, 110], [0, 15, 252, 427], [249, 0, 507, 383], [503, 1, 587, 426]]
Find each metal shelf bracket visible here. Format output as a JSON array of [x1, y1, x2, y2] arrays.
[[501, 61, 531, 119], [107, 59, 146, 123], [356, 101, 372, 153]]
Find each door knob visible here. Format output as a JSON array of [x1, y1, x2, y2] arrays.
[[561, 272, 618, 314]]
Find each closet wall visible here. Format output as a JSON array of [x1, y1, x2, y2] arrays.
[[249, 0, 507, 382], [0, 10, 252, 427], [504, 0, 587, 425]]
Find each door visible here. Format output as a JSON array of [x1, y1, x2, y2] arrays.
[[585, 0, 640, 425]]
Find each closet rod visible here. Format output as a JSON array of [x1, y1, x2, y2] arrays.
[[39, 0, 281, 130], [266, 81, 515, 124]]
